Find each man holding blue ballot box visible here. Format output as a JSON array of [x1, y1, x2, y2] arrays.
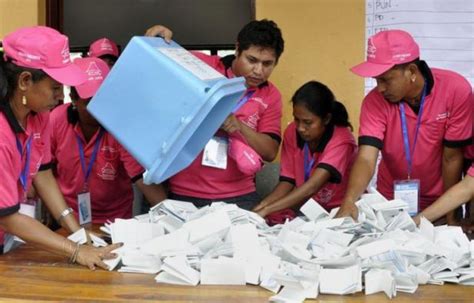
[[146, 20, 284, 210]]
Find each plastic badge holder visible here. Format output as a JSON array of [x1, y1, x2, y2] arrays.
[[87, 37, 246, 184]]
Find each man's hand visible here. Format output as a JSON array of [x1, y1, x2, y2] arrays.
[[144, 25, 173, 42], [335, 202, 359, 220], [221, 114, 242, 134]]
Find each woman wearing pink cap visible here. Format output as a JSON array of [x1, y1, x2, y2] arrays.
[[0, 26, 121, 269], [336, 30, 472, 222], [50, 57, 166, 224], [87, 37, 120, 68], [253, 81, 357, 222]]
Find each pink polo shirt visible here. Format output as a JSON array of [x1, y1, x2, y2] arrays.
[[0, 104, 51, 244], [50, 104, 144, 223], [359, 65, 473, 210], [169, 53, 282, 199], [280, 123, 357, 211]]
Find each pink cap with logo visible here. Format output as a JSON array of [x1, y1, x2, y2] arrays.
[[2, 26, 87, 86], [88, 38, 119, 58], [73, 57, 110, 99], [351, 30, 420, 77], [228, 137, 263, 175]]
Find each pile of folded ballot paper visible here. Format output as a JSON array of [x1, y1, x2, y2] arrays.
[[69, 187, 474, 302]]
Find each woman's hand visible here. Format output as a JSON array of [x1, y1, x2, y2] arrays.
[[144, 25, 173, 42], [75, 243, 123, 270]]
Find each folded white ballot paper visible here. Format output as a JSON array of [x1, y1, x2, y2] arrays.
[[319, 264, 362, 295], [200, 257, 246, 285], [300, 198, 328, 221], [182, 210, 231, 243], [158, 255, 200, 286], [365, 268, 396, 298]]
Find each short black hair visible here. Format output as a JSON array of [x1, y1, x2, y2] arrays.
[[393, 58, 421, 71], [236, 19, 284, 62]]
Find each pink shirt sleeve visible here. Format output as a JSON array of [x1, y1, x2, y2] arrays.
[[444, 86, 473, 144], [0, 144, 19, 214], [118, 144, 145, 180], [279, 125, 296, 180], [358, 92, 388, 144], [318, 129, 356, 183]]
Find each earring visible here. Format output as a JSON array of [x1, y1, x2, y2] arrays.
[[22, 95, 27, 105], [71, 102, 77, 110]]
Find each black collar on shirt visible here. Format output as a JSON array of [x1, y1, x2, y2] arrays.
[[67, 103, 80, 125], [220, 55, 269, 89], [296, 123, 335, 153], [0, 101, 26, 133]]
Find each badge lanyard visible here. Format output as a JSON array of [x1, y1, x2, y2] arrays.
[[15, 136, 32, 200], [76, 128, 105, 189], [232, 90, 255, 113], [399, 83, 427, 179], [303, 143, 315, 182]]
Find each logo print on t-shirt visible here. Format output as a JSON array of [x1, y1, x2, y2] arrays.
[[245, 112, 260, 130], [98, 162, 116, 181], [315, 187, 334, 204]]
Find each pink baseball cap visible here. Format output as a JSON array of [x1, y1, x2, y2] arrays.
[[351, 30, 420, 77], [73, 57, 110, 99], [88, 38, 119, 58], [2, 26, 87, 86], [228, 137, 262, 175]]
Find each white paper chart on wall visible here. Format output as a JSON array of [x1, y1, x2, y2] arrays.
[[364, 0, 474, 95]]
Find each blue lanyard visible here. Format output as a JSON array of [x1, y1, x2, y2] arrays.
[[232, 90, 254, 113], [399, 83, 427, 179], [15, 136, 32, 195], [76, 129, 105, 184], [303, 143, 315, 182]]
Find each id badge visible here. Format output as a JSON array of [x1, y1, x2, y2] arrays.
[[202, 136, 228, 169], [394, 179, 420, 216], [77, 191, 92, 225], [4, 200, 37, 253]]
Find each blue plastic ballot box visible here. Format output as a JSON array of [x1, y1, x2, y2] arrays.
[[87, 37, 246, 184]]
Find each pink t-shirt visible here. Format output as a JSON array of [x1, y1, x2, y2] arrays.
[[50, 104, 144, 223], [359, 67, 473, 210], [280, 123, 357, 210], [169, 53, 282, 199], [0, 105, 51, 244]]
